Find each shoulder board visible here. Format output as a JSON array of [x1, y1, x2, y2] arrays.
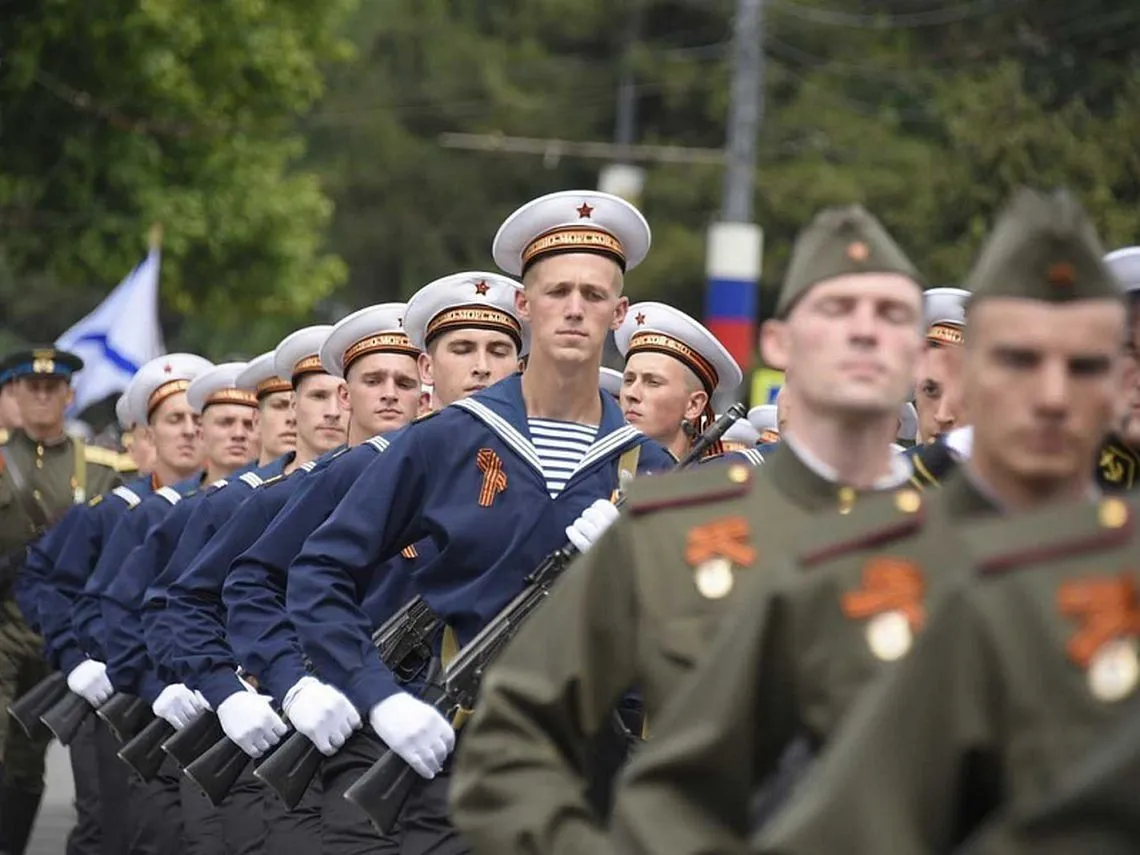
[[155, 486, 183, 506], [366, 436, 390, 454], [111, 486, 142, 509], [626, 463, 754, 516], [966, 496, 1135, 576], [797, 488, 925, 568], [83, 445, 121, 470], [113, 452, 138, 473], [238, 472, 264, 489], [740, 448, 765, 467], [909, 442, 956, 491]]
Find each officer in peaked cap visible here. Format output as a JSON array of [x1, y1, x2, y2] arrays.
[[599, 367, 623, 399], [450, 203, 923, 855], [614, 301, 743, 462], [1097, 246, 1140, 492], [0, 346, 122, 854], [235, 351, 297, 467]]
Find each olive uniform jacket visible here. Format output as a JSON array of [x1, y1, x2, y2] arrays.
[[449, 442, 912, 855], [750, 492, 1140, 855], [0, 429, 120, 652], [610, 471, 1002, 855]]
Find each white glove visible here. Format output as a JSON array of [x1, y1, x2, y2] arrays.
[[66, 660, 113, 707], [283, 676, 361, 756], [216, 691, 288, 758], [565, 499, 620, 554], [151, 683, 209, 730], [368, 693, 454, 779]]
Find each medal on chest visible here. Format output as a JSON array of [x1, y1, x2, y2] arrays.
[[1059, 574, 1140, 703], [685, 516, 755, 600], [842, 556, 926, 662]]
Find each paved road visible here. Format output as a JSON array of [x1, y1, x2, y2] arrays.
[[28, 740, 76, 854]]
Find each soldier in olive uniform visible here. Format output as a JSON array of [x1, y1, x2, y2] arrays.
[[448, 204, 926, 854], [613, 187, 1134, 855], [0, 348, 120, 854], [609, 187, 1129, 855]]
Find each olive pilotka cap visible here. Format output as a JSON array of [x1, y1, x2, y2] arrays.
[[965, 187, 1123, 304], [776, 204, 922, 317]]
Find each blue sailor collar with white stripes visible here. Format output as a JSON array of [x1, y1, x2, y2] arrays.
[[451, 373, 648, 497]]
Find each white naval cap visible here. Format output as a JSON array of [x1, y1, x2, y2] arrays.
[[320, 304, 419, 379], [274, 326, 334, 384], [721, 416, 760, 447], [492, 190, 652, 277], [115, 392, 135, 430], [599, 366, 623, 398], [923, 287, 970, 347], [747, 404, 780, 444], [403, 272, 528, 356], [897, 401, 918, 442], [235, 351, 292, 400], [186, 362, 258, 415], [127, 353, 214, 426], [1104, 247, 1140, 295], [615, 302, 743, 397]]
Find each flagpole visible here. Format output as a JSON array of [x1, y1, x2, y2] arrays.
[[148, 222, 163, 253]]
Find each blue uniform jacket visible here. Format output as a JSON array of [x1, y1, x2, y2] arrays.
[[82, 475, 202, 698], [16, 503, 85, 637], [44, 477, 154, 673], [218, 438, 430, 705], [141, 454, 292, 675], [285, 374, 673, 714]]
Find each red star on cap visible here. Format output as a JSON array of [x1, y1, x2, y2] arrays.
[[474, 280, 490, 295], [577, 202, 594, 219], [635, 312, 646, 325]]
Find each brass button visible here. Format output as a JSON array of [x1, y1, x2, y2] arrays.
[[32, 489, 41, 501], [34, 459, 43, 469], [1098, 498, 1129, 529], [837, 486, 856, 515], [727, 465, 750, 485], [35, 444, 43, 457], [894, 489, 921, 514]]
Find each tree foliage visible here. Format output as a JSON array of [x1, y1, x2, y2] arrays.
[[0, 0, 356, 354]]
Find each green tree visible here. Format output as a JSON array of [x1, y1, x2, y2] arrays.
[[0, 0, 356, 354]]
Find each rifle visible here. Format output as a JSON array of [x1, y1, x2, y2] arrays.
[[97, 694, 150, 744], [117, 714, 171, 781], [342, 404, 747, 833], [40, 691, 95, 745], [161, 710, 224, 768], [205, 595, 442, 809], [8, 671, 68, 739]]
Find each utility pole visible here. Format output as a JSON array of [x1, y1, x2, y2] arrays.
[[705, 0, 765, 404], [599, 0, 647, 205]]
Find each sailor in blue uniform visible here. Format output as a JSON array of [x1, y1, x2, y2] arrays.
[[612, 300, 751, 466], [51, 354, 210, 855], [718, 413, 759, 453], [101, 362, 259, 710], [284, 191, 673, 853], [139, 353, 298, 686], [224, 276, 529, 850]]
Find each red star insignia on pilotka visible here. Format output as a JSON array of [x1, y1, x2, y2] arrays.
[[846, 241, 870, 262], [635, 312, 646, 325], [474, 280, 490, 295], [1048, 261, 1077, 287], [577, 202, 594, 219]]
